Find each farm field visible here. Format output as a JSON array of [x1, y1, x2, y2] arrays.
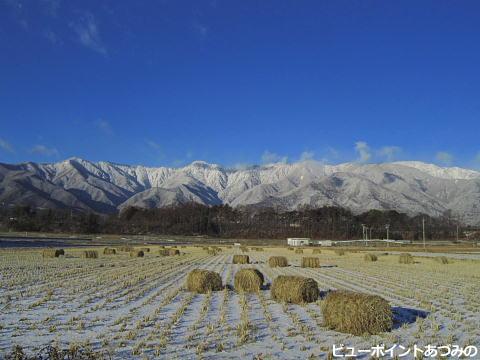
[[1, 246, 479, 359]]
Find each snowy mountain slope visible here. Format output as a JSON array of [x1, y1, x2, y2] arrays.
[[1, 158, 479, 224]]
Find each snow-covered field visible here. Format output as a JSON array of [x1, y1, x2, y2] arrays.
[[1, 246, 479, 359]]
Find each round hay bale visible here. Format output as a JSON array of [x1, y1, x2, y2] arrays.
[[240, 246, 249, 253], [287, 247, 294, 251], [335, 249, 346, 256], [322, 291, 393, 335], [42, 249, 64, 258], [435, 256, 450, 264], [159, 248, 180, 256], [268, 256, 288, 268], [207, 249, 218, 255], [130, 250, 144, 257], [186, 269, 223, 293], [294, 249, 304, 254], [103, 247, 116, 255], [364, 253, 378, 262], [312, 248, 322, 254], [399, 253, 414, 264], [81, 250, 98, 259], [271, 275, 319, 304], [233, 255, 249, 264], [118, 246, 134, 252], [301, 257, 320, 268], [234, 268, 264, 293], [139, 247, 150, 253]]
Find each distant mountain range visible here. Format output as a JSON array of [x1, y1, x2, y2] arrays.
[[1, 157, 480, 224]]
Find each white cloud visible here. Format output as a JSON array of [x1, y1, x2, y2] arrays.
[[43, 29, 59, 44], [299, 151, 315, 161], [354, 141, 371, 163], [145, 139, 161, 150], [0, 138, 14, 153], [231, 163, 252, 170], [30, 145, 59, 157], [193, 23, 208, 39], [95, 119, 113, 136], [436, 151, 454, 166], [474, 152, 480, 164], [378, 146, 402, 162], [70, 12, 107, 55], [261, 150, 288, 164]]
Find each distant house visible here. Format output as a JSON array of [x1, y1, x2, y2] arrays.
[[315, 240, 333, 247], [287, 238, 311, 246]]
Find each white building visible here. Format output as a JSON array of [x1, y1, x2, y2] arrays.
[[287, 238, 311, 246], [315, 240, 333, 247]]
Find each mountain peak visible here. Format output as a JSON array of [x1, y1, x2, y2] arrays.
[[393, 161, 480, 180], [2, 157, 480, 224]]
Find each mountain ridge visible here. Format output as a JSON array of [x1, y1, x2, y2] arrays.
[[1, 158, 479, 224]]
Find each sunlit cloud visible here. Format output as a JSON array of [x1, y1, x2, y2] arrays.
[[30, 144, 59, 157], [354, 141, 371, 163], [70, 12, 107, 55], [0, 138, 15, 153], [436, 151, 454, 166], [261, 150, 288, 164]]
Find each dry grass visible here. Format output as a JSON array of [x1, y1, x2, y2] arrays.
[[399, 253, 414, 264], [268, 256, 288, 268], [130, 250, 144, 258], [186, 269, 223, 294], [271, 275, 319, 304], [233, 255, 249, 264], [234, 268, 264, 293], [301, 257, 320, 268], [364, 253, 378, 262], [322, 290, 393, 335], [240, 246, 249, 253], [103, 247, 116, 255], [81, 250, 98, 259], [42, 249, 64, 258]]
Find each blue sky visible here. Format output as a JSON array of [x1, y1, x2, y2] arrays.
[[1, 1, 480, 168]]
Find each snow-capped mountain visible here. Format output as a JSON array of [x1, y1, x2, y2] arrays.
[[1, 158, 480, 224]]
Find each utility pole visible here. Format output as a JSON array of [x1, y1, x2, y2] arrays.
[[422, 218, 426, 250], [386, 224, 390, 248], [362, 224, 367, 246]]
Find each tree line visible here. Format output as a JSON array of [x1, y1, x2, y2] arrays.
[[0, 203, 476, 241]]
